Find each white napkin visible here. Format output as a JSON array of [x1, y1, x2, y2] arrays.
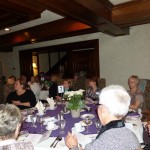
[[35, 101, 45, 112], [47, 97, 56, 107]]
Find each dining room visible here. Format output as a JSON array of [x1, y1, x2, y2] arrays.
[[0, 0, 150, 149]]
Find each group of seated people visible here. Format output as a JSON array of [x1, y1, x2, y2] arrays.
[[1, 84, 146, 150], [1, 73, 148, 149]]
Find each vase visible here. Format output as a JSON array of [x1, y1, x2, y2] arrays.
[[70, 109, 80, 118]]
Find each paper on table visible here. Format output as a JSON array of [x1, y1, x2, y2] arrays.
[[24, 131, 52, 145], [35, 137, 67, 150]]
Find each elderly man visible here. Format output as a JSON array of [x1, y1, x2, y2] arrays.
[[66, 85, 140, 150], [0, 104, 33, 150]]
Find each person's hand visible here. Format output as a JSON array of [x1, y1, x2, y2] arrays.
[[55, 96, 62, 101], [12, 100, 22, 106], [65, 132, 78, 148]]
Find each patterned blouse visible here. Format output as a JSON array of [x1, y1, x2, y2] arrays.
[[85, 87, 100, 101]]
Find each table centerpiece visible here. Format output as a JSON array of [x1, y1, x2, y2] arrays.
[[64, 89, 85, 118]]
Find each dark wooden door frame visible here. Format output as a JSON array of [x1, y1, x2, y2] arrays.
[[19, 39, 99, 77]]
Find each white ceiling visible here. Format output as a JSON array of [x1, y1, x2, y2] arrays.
[[109, 0, 132, 5], [0, 0, 132, 35]]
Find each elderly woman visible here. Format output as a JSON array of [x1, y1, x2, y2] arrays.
[[0, 104, 33, 149], [66, 85, 140, 150], [6, 79, 36, 110], [128, 75, 144, 111], [85, 77, 100, 103]]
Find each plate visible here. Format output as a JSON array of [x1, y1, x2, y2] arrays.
[[46, 124, 58, 131], [36, 112, 45, 116], [80, 114, 95, 120], [72, 127, 85, 133], [46, 106, 57, 110]]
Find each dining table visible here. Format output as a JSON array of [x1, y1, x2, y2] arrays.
[[19, 103, 99, 150]]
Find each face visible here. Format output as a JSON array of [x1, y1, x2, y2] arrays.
[[14, 80, 23, 90], [128, 78, 137, 89], [63, 81, 70, 88], [89, 81, 96, 87]]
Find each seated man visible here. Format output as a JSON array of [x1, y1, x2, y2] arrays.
[[0, 104, 33, 150], [66, 85, 140, 150]]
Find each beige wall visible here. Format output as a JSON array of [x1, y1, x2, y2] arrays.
[[0, 24, 150, 89]]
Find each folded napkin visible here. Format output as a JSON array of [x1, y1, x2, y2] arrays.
[[35, 101, 45, 112], [47, 97, 56, 107]]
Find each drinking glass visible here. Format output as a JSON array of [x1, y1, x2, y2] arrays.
[[95, 119, 101, 133], [59, 119, 66, 134], [83, 116, 92, 134], [30, 115, 37, 128], [37, 116, 44, 133]]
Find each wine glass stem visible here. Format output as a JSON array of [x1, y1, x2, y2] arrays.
[[86, 125, 89, 133]]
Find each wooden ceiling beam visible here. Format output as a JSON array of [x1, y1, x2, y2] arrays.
[[0, 18, 93, 50], [112, 0, 150, 27], [35, 0, 129, 36]]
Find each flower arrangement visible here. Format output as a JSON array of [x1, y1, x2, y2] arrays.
[[64, 89, 85, 110]]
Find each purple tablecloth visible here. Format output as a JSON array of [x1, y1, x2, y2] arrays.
[[21, 104, 99, 137]]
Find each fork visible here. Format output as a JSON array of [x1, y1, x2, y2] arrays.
[[50, 136, 59, 147], [53, 137, 62, 148]]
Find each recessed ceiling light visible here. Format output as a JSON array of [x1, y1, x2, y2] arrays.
[[5, 28, 10, 31]]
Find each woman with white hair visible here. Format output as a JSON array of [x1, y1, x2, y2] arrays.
[[0, 104, 33, 150], [66, 85, 140, 150]]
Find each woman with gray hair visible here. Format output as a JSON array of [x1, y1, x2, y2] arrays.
[[66, 85, 140, 150], [0, 104, 33, 150]]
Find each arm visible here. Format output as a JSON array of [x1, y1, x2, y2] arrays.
[[129, 94, 143, 111], [12, 100, 31, 107]]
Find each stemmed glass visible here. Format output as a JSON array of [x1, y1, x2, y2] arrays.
[[37, 116, 44, 133], [30, 115, 37, 128], [59, 119, 66, 134], [95, 119, 101, 133], [83, 116, 92, 134]]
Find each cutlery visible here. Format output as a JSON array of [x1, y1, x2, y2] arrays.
[[53, 137, 62, 148], [50, 136, 59, 147]]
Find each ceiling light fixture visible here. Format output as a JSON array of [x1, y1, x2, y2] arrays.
[[5, 28, 10, 31]]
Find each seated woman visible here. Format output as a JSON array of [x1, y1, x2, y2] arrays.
[[0, 104, 33, 150], [28, 76, 41, 102], [128, 75, 144, 112], [85, 77, 100, 103], [6, 79, 36, 110], [4, 75, 16, 102], [66, 85, 140, 150]]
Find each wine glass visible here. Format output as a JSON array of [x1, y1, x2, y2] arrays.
[[59, 119, 66, 134], [37, 116, 44, 133], [83, 116, 92, 134], [95, 119, 101, 133], [30, 115, 37, 128]]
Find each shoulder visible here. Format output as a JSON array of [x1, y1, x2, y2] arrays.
[[86, 127, 140, 150], [0, 141, 34, 150]]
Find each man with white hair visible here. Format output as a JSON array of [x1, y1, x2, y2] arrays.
[[66, 85, 140, 150]]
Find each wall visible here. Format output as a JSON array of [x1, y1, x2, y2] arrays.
[[0, 23, 150, 89]]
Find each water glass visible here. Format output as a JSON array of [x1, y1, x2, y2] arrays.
[[83, 116, 92, 134], [59, 119, 66, 134], [95, 119, 101, 133], [30, 115, 37, 128]]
